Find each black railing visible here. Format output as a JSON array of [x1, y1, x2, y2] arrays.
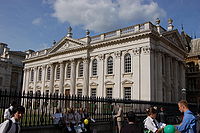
[[0, 90, 197, 127]]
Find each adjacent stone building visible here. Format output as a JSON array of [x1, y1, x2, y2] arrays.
[[23, 19, 188, 102], [185, 38, 200, 103], [0, 43, 27, 92]]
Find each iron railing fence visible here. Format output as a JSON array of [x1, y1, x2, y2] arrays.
[[0, 90, 197, 127]]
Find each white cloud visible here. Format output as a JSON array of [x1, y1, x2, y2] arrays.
[[48, 0, 166, 32], [32, 17, 43, 25]]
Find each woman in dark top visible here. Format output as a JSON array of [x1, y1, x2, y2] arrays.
[[121, 111, 143, 133]]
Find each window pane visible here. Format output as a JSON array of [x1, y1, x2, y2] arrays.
[[79, 62, 83, 77], [47, 67, 51, 80], [107, 57, 113, 74], [124, 54, 131, 73], [77, 89, 82, 96], [66, 64, 71, 78], [124, 87, 131, 99], [92, 59, 97, 76], [56, 65, 60, 79], [31, 70, 34, 81], [38, 68, 42, 81], [91, 88, 96, 97], [106, 88, 112, 98]]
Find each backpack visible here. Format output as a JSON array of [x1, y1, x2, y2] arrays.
[[0, 119, 13, 133]]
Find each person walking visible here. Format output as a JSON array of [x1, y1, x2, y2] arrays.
[[121, 111, 143, 133], [176, 100, 197, 133], [114, 104, 124, 133], [4, 101, 17, 120], [144, 106, 166, 133], [0, 105, 25, 133]]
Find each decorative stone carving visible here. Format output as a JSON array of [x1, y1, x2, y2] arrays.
[[115, 51, 121, 58], [98, 54, 104, 60], [142, 46, 152, 54], [54, 84, 59, 88], [105, 81, 115, 85], [90, 82, 98, 86], [132, 48, 140, 55], [122, 80, 133, 85]]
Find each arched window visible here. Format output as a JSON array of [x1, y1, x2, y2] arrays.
[[66, 64, 71, 78], [78, 61, 83, 77], [124, 53, 131, 73], [38, 68, 42, 81], [56, 65, 60, 79], [31, 69, 34, 81], [107, 56, 113, 74], [47, 67, 51, 80], [92, 59, 97, 76]]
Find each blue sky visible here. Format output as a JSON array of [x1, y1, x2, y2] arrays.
[[0, 0, 199, 51]]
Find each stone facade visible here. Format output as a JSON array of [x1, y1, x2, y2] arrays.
[[0, 43, 27, 92], [23, 20, 187, 102], [185, 38, 200, 103]]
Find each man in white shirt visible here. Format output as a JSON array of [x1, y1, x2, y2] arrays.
[[4, 101, 17, 120], [0, 105, 25, 133]]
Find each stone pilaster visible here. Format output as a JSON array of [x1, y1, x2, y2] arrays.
[[140, 46, 151, 101], [59, 61, 65, 93], [70, 59, 76, 95], [49, 63, 55, 93], [83, 58, 89, 96], [132, 47, 141, 100], [42, 65, 46, 94], [114, 51, 121, 98], [22, 68, 27, 93], [33, 67, 37, 93], [98, 54, 104, 97], [157, 51, 163, 101]]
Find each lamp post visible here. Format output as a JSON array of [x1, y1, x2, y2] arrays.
[[181, 88, 186, 100]]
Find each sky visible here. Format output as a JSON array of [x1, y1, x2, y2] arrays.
[[0, 0, 200, 52]]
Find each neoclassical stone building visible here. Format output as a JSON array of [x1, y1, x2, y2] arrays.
[[0, 43, 27, 92], [185, 38, 200, 103], [23, 19, 188, 102]]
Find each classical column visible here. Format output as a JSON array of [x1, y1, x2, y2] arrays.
[[83, 58, 89, 96], [140, 46, 151, 101], [157, 51, 163, 101], [49, 63, 55, 93], [153, 50, 157, 101], [25, 68, 30, 93], [165, 55, 171, 102], [98, 54, 104, 97], [33, 67, 37, 93], [42, 65, 46, 94], [180, 61, 186, 94], [173, 59, 179, 102], [59, 61, 65, 93], [114, 51, 121, 98], [132, 48, 141, 100], [22, 68, 27, 93], [70, 60, 76, 95]]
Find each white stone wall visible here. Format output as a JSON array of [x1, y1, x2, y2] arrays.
[[23, 22, 186, 102]]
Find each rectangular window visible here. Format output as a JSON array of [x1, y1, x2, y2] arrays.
[[0, 77, 3, 86], [91, 88, 96, 97], [124, 87, 131, 100], [106, 88, 112, 98], [77, 89, 82, 96], [65, 89, 70, 96]]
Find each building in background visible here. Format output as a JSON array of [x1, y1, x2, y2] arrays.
[[185, 38, 200, 104], [23, 19, 188, 102], [0, 43, 27, 92]]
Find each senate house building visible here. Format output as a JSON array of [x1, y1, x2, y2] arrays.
[[22, 19, 188, 102]]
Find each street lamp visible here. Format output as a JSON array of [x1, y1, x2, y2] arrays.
[[181, 88, 186, 100]]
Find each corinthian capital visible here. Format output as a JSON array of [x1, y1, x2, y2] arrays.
[[115, 51, 121, 58], [98, 54, 104, 60], [142, 46, 152, 54]]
